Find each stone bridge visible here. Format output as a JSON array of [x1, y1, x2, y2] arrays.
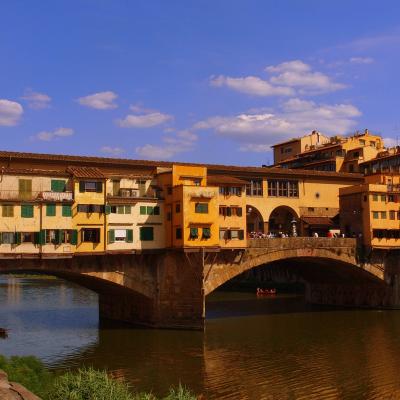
[[0, 238, 399, 330]]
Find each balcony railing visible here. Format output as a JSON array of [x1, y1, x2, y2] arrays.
[[0, 190, 73, 202], [107, 188, 160, 199], [40, 191, 73, 201]]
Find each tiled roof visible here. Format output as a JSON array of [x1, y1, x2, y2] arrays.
[[207, 174, 248, 186], [66, 166, 105, 178], [301, 216, 336, 226], [0, 150, 363, 181], [0, 167, 69, 177]]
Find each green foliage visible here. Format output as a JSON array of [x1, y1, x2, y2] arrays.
[[0, 354, 54, 397], [0, 355, 197, 400], [48, 367, 134, 400]]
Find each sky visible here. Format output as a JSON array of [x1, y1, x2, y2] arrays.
[[1, 0, 400, 166]]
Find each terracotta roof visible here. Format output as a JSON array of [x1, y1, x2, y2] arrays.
[[66, 166, 105, 178], [301, 216, 336, 226], [0, 167, 69, 177], [270, 138, 301, 147], [0, 150, 363, 181], [207, 174, 248, 186]]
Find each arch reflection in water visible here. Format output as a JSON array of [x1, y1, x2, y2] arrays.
[[2, 275, 400, 399]]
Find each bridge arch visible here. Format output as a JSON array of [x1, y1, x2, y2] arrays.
[[267, 205, 299, 235], [246, 205, 265, 233], [203, 238, 385, 296]]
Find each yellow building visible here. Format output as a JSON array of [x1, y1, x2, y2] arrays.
[[105, 175, 165, 252], [68, 167, 106, 254], [274, 130, 383, 173]]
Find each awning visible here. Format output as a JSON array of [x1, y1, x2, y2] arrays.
[[301, 216, 336, 226]]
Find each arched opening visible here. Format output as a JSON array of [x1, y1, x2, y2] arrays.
[[268, 206, 299, 236], [246, 205, 265, 234]]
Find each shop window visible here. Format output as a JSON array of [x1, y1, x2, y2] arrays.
[[82, 228, 100, 243]]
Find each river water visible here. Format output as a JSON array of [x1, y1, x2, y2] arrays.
[[1, 275, 400, 399]]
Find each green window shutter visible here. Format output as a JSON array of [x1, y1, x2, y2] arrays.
[[147, 206, 154, 215], [15, 232, 21, 245], [79, 181, 85, 192], [126, 229, 133, 243], [140, 206, 146, 215], [34, 232, 40, 245], [51, 180, 66, 192], [108, 229, 115, 244], [55, 229, 62, 245], [117, 205, 124, 214], [19, 179, 32, 199], [21, 205, 34, 218], [140, 227, 154, 241], [125, 205, 131, 214], [70, 230, 78, 245], [96, 182, 103, 193], [46, 203, 56, 217], [40, 230, 46, 245], [203, 227, 211, 238], [104, 205, 111, 215], [190, 227, 198, 238], [62, 205, 72, 217], [238, 230, 244, 240], [154, 206, 160, 215], [237, 208, 243, 217]]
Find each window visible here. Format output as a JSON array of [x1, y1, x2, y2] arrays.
[[381, 195, 387, 202], [2, 205, 13, 217], [390, 211, 396, 220], [79, 181, 102, 193], [19, 179, 32, 199], [167, 211, 171, 221], [82, 228, 100, 243], [219, 229, 227, 240], [21, 232, 34, 243], [388, 195, 395, 203], [51, 180, 66, 192], [229, 230, 244, 240], [195, 203, 208, 213], [202, 227, 211, 239], [77, 204, 104, 213], [194, 179, 201, 186], [114, 229, 128, 242], [45, 229, 57, 244], [1, 232, 15, 244], [268, 180, 298, 197], [139, 205, 160, 215], [62, 205, 72, 217], [219, 206, 227, 216], [46, 203, 56, 217], [372, 194, 378, 201], [246, 180, 263, 196], [167, 187, 172, 195], [372, 211, 379, 219], [190, 227, 198, 239], [21, 204, 34, 218], [175, 227, 182, 239], [140, 227, 154, 241], [381, 211, 387, 219], [175, 203, 181, 213]]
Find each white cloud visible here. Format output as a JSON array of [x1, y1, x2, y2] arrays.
[[136, 129, 197, 160], [35, 127, 74, 141], [77, 91, 118, 110], [266, 60, 347, 94], [117, 112, 173, 128], [194, 98, 361, 150], [100, 146, 125, 156], [210, 60, 346, 97], [21, 89, 51, 109], [239, 144, 272, 152], [349, 57, 374, 64], [0, 99, 23, 126], [210, 75, 294, 97]]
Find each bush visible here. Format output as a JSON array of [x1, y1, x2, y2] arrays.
[[0, 354, 54, 397], [48, 367, 134, 400]]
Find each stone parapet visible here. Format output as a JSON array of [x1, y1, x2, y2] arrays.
[[0, 369, 41, 400]]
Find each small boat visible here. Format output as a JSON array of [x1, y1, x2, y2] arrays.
[[256, 288, 277, 296], [0, 328, 8, 339]]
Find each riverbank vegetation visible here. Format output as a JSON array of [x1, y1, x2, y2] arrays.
[[0, 355, 197, 400]]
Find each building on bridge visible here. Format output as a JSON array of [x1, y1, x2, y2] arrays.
[[0, 150, 363, 258], [340, 147, 400, 249], [271, 129, 383, 173]]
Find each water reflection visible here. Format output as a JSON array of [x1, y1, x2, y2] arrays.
[[1, 275, 400, 399]]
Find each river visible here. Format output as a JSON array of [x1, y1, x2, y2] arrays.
[[1, 274, 400, 399]]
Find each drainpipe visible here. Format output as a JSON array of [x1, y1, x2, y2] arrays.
[[104, 178, 107, 253]]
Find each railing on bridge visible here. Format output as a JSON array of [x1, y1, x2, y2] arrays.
[[247, 237, 357, 250]]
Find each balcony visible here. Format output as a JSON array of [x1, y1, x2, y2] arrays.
[[107, 188, 161, 201], [0, 190, 41, 201], [40, 191, 73, 202]]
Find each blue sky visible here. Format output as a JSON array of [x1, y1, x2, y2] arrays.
[[1, 0, 400, 166]]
